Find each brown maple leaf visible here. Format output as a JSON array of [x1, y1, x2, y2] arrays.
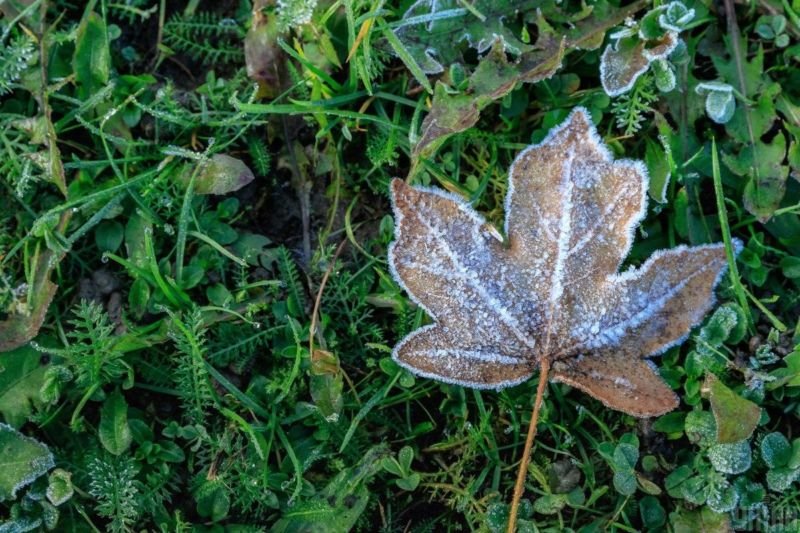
[[389, 107, 734, 418]]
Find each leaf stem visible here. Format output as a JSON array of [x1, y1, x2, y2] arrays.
[[507, 358, 550, 533]]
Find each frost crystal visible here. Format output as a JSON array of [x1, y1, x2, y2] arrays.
[[708, 441, 752, 475], [389, 108, 735, 417]]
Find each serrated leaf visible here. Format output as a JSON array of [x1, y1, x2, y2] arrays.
[[390, 108, 732, 417], [701, 373, 760, 444], [0, 423, 54, 502], [0, 344, 49, 428], [73, 11, 110, 100], [738, 136, 790, 222], [99, 389, 132, 455]]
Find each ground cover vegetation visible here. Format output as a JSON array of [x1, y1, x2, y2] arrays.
[[1, 0, 800, 531]]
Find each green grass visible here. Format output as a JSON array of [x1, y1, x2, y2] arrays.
[[1, 0, 800, 531]]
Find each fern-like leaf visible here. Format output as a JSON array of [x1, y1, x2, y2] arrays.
[[88, 455, 142, 533], [611, 74, 659, 137], [0, 33, 35, 95], [246, 134, 272, 178], [163, 12, 244, 65], [277, 246, 307, 317], [168, 308, 216, 425]]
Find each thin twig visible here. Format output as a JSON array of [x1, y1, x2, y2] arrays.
[[507, 358, 550, 533]]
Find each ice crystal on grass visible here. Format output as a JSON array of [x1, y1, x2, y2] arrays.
[[389, 107, 734, 417]]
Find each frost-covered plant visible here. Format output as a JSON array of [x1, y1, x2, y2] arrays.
[[667, 410, 758, 513], [760, 432, 800, 491], [695, 81, 736, 124], [391, 0, 535, 74], [611, 74, 659, 136], [87, 455, 142, 533], [0, 33, 35, 95], [600, 1, 694, 96], [277, 0, 318, 30]]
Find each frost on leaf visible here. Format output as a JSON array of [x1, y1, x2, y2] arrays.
[[392, 0, 536, 75], [410, 3, 644, 164], [0, 423, 54, 502], [600, 1, 694, 96], [600, 31, 677, 97], [389, 108, 734, 417]]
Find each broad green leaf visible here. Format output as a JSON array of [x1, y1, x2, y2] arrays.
[[46, 469, 74, 506], [99, 389, 132, 455], [94, 220, 124, 253], [73, 11, 110, 99], [194, 479, 230, 522], [669, 505, 732, 532], [780, 256, 800, 279], [702, 373, 760, 444], [652, 411, 686, 434], [761, 432, 791, 468], [396, 472, 420, 491], [0, 423, 54, 502], [191, 154, 255, 195], [708, 440, 752, 475], [613, 470, 637, 496], [639, 495, 666, 529], [0, 344, 49, 428], [532, 493, 567, 515], [645, 137, 670, 203]]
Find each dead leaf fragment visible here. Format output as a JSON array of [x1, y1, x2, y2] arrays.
[[390, 108, 733, 417], [600, 32, 678, 97]]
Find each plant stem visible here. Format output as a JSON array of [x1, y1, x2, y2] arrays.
[[507, 358, 550, 533]]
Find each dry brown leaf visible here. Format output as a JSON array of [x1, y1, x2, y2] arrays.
[[389, 108, 734, 417]]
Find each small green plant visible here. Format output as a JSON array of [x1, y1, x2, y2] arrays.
[[755, 15, 790, 48], [163, 12, 245, 64], [695, 81, 737, 124], [381, 445, 420, 491], [761, 432, 800, 491]]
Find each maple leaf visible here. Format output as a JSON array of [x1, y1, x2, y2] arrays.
[[389, 107, 735, 418]]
